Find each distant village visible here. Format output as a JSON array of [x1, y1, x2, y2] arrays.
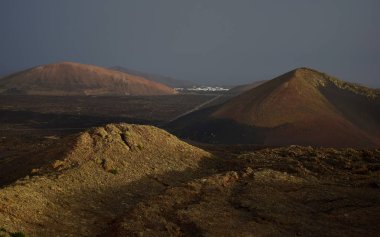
[[175, 86, 230, 92]]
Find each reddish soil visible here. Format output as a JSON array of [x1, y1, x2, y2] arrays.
[[169, 68, 380, 147], [0, 62, 176, 96]]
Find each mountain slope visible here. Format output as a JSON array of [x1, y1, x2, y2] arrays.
[[110, 66, 196, 88], [0, 124, 212, 236], [226, 80, 267, 96], [0, 62, 176, 96], [168, 68, 380, 147]]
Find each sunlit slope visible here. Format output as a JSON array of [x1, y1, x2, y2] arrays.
[[0, 62, 176, 96], [169, 68, 380, 147]]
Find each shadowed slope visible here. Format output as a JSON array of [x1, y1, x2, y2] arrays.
[[104, 146, 380, 237], [168, 68, 380, 147], [0, 62, 176, 96]]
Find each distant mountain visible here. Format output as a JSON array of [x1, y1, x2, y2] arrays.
[[168, 68, 380, 147], [110, 66, 196, 88], [0, 62, 176, 96]]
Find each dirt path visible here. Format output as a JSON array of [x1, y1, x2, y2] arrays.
[[167, 94, 222, 123]]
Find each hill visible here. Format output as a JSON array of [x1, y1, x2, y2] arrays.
[[168, 68, 380, 147], [0, 62, 176, 96], [110, 66, 196, 88], [0, 124, 212, 236]]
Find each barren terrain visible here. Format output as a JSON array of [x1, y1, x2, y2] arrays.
[[0, 124, 379, 236], [169, 68, 380, 147], [0, 69, 379, 236], [0, 94, 217, 185], [0, 62, 175, 96]]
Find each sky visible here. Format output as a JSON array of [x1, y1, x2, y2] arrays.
[[0, 0, 379, 87]]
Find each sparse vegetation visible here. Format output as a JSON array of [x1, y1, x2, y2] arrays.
[[0, 123, 211, 236], [0, 228, 26, 237], [136, 144, 144, 150], [318, 71, 379, 99], [0, 124, 380, 236], [10, 233, 26, 237], [106, 145, 380, 237], [293, 68, 379, 99], [109, 169, 118, 175]]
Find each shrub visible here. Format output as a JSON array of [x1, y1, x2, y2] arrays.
[[0, 228, 26, 237], [137, 144, 144, 150], [109, 169, 118, 175], [10, 233, 26, 237]]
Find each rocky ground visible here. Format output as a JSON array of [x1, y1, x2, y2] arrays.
[[0, 124, 379, 236], [0, 124, 213, 236], [105, 146, 380, 237]]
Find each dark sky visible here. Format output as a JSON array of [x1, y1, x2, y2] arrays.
[[0, 0, 379, 87]]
